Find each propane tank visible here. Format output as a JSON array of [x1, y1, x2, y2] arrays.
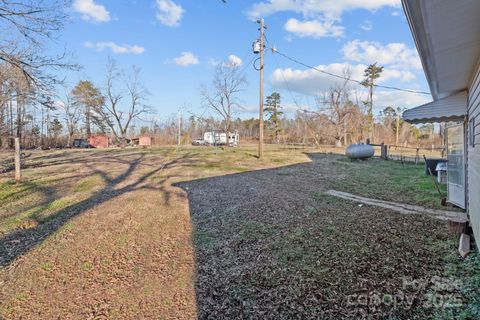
[[345, 143, 375, 160]]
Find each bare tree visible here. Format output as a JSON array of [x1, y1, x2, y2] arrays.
[[0, 0, 78, 183], [311, 70, 367, 146], [58, 91, 81, 147], [96, 59, 151, 148], [0, 0, 77, 88], [201, 62, 247, 133], [0, 64, 35, 142]]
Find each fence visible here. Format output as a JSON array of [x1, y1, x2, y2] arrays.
[[385, 145, 444, 163], [280, 142, 445, 164]]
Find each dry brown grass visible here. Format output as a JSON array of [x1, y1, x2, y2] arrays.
[[0, 145, 311, 319], [0, 145, 476, 319]]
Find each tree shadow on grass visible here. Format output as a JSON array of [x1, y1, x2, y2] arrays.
[[176, 153, 452, 319], [0, 152, 194, 267]]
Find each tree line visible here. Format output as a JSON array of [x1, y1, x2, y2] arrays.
[[0, 1, 440, 151], [0, 61, 440, 149]]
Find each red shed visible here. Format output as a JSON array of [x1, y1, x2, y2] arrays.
[[89, 135, 109, 148], [139, 136, 153, 147]]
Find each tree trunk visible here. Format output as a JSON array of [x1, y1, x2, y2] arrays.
[[0, 102, 4, 149], [85, 105, 91, 137], [16, 97, 22, 144], [15, 137, 21, 184], [121, 132, 126, 149], [225, 118, 230, 147], [41, 107, 44, 148], [46, 109, 50, 148], [368, 83, 373, 142], [9, 97, 13, 148]]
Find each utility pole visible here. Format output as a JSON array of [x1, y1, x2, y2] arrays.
[[258, 18, 265, 159], [396, 112, 400, 146]]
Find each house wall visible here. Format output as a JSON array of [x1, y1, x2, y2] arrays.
[[467, 64, 480, 250]]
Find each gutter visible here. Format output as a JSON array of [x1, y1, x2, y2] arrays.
[[402, 0, 439, 100]]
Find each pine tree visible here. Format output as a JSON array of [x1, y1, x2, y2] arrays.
[[71, 80, 105, 137], [265, 92, 283, 143], [361, 63, 383, 142]]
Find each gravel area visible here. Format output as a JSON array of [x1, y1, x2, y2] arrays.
[[179, 154, 455, 319]]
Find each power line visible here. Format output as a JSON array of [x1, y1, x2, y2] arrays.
[[264, 33, 309, 113], [268, 47, 305, 111], [265, 41, 431, 95], [238, 54, 256, 75]]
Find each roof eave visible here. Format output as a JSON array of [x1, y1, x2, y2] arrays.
[[402, 0, 439, 100]]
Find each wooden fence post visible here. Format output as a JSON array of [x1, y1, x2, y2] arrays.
[[15, 137, 21, 184], [380, 143, 388, 160]]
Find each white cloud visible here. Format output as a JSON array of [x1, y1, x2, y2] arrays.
[[208, 55, 243, 68], [173, 52, 199, 66], [270, 63, 414, 95], [342, 40, 422, 70], [373, 90, 430, 109], [284, 18, 344, 38], [207, 58, 220, 67], [391, 11, 401, 16], [269, 63, 423, 109], [248, 0, 400, 20], [249, 1, 397, 39], [227, 54, 243, 67], [84, 41, 145, 54], [156, 0, 184, 27], [359, 20, 373, 31], [73, 0, 110, 23], [270, 63, 362, 96], [237, 102, 309, 115], [381, 69, 416, 83]]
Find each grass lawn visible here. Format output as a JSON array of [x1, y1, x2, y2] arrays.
[[0, 145, 478, 319]]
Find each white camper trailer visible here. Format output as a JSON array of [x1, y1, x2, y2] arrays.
[[201, 131, 239, 147], [228, 131, 239, 147]]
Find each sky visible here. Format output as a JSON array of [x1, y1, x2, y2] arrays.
[[54, 0, 432, 121]]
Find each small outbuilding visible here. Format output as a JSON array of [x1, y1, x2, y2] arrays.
[[89, 135, 109, 148], [72, 138, 89, 148], [139, 136, 153, 147]]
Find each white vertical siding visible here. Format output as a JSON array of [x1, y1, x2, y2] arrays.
[[468, 64, 480, 250]]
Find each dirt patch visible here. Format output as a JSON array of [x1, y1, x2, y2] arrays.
[[178, 154, 466, 319]]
